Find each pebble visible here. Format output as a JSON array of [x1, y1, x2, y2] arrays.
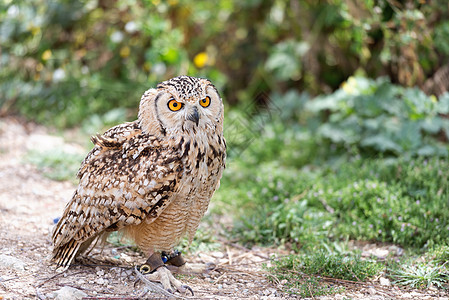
[[120, 253, 132, 262], [379, 277, 391, 286], [210, 251, 224, 258], [402, 293, 412, 298], [0, 254, 26, 271], [52, 286, 87, 300]]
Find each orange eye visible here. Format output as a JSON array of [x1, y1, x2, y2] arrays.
[[200, 96, 211, 108], [167, 99, 183, 111]]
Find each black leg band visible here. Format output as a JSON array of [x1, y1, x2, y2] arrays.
[[162, 250, 186, 267]]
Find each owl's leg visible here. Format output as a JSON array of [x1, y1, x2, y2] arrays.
[[139, 252, 193, 295], [165, 250, 216, 275]]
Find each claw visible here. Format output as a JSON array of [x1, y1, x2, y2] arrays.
[[205, 262, 216, 271], [182, 284, 194, 296]]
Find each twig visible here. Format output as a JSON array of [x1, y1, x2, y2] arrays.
[[319, 197, 334, 214], [0, 276, 19, 282], [226, 246, 233, 266], [217, 237, 270, 260], [36, 270, 84, 288], [212, 272, 227, 285]]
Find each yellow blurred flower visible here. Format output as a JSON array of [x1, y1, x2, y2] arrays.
[[30, 25, 41, 36], [342, 76, 357, 94], [42, 49, 52, 61], [36, 63, 43, 72], [194, 52, 208, 68], [120, 46, 130, 58]]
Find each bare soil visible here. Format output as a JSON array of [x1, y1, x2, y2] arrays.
[[0, 117, 447, 299]]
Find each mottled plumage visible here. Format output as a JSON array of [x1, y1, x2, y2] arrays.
[[52, 76, 226, 273]]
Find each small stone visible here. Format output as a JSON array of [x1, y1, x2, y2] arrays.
[[120, 253, 132, 262], [53, 286, 87, 300], [0, 254, 26, 271], [379, 277, 391, 286], [367, 287, 376, 295], [210, 251, 224, 258], [96, 278, 105, 285], [96, 269, 105, 276], [402, 293, 412, 298], [410, 291, 423, 297], [217, 284, 223, 289]]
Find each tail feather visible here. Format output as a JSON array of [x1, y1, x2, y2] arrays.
[[52, 239, 81, 270]]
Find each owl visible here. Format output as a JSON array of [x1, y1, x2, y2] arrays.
[[51, 76, 226, 294]]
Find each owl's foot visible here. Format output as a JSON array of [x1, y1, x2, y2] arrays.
[[144, 266, 193, 295], [139, 252, 193, 295]]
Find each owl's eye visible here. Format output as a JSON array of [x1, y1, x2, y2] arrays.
[[200, 96, 211, 108], [167, 99, 183, 111]]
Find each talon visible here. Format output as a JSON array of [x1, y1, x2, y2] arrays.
[[167, 288, 173, 293], [182, 285, 194, 296], [205, 262, 216, 271]]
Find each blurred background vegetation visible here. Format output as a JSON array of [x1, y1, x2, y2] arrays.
[[3, 0, 449, 292], [2, 0, 449, 127]]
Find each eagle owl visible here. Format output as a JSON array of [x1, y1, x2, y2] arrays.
[[51, 76, 226, 293]]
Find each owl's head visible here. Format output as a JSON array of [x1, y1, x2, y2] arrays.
[[138, 76, 224, 137]]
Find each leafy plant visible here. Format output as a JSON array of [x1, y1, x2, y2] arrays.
[[306, 77, 449, 157], [389, 263, 449, 289]]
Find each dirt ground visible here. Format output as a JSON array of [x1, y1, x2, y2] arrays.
[[0, 116, 448, 299]]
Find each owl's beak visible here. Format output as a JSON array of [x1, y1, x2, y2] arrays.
[[187, 107, 200, 126]]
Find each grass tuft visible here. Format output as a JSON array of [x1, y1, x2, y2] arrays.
[[266, 251, 383, 296], [389, 263, 449, 289]]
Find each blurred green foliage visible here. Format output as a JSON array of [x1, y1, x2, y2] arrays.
[[217, 77, 449, 250], [1, 0, 449, 126]]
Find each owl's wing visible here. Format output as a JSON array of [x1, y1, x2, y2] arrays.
[[51, 121, 183, 269]]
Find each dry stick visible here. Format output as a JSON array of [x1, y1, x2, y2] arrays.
[[35, 270, 84, 300], [285, 267, 399, 298], [0, 276, 19, 283], [217, 237, 270, 260], [226, 245, 233, 266], [212, 272, 227, 285]]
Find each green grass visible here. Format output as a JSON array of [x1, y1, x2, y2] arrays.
[[25, 149, 85, 182], [266, 251, 382, 296], [217, 156, 449, 250]]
